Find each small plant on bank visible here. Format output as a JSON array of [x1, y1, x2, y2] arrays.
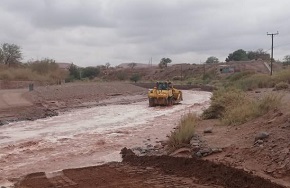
[[167, 113, 199, 152]]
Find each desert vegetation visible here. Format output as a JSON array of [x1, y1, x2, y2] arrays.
[[167, 66, 290, 150], [167, 113, 199, 152]]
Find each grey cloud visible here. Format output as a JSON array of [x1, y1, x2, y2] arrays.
[[1, 0, 115, 28], [0, 0, 290, 66]]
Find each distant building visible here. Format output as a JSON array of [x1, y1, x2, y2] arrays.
[[57, 62, 71, 71], [218, 65, 235, 74]]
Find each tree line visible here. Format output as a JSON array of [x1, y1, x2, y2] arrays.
[[205, 49, 271, 64]]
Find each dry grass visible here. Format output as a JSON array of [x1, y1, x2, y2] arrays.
[[203, 88, 282, 126], [274, 82, 289, 90], [223, 94, 281, 126], [273, 69, 290, 84], [0, 66, 68, 82], [202, 88, 246, 119], [167, 113, 199, 152], [221, 100, 257, 125], [235, 74, 273, 91]]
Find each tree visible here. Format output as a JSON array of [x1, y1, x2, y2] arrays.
[[247, 49, 270, 61], [130, 73, 141, 83], [82, 66, 100, 79], [68, 63, 81, 79], [0, 43, 22, 66], [283, 55, 290, 66], [205, 56, 219, 64], [225, 49, 248, 62], [159, 58, 172, 68], [128, 62, 137, 69], [105, 62, 110, 69]]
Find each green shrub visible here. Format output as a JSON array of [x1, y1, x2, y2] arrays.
[[167, 113, 198, 152], [275, 82, 289, 90], [130, 73, 141, 83], [82, 67, 100, 80]]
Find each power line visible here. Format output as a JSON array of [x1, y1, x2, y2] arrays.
[[267, 31, 279, 75]]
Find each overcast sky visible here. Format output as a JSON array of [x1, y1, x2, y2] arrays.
[[0, 0, 289, 66]]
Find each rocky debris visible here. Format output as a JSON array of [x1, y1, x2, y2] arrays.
[[190, 133, 223, 157], [131, 144, 167, 157], [190, 134, 202, 147], [163, 134, 223, 158], [120, 147, 135, 159], [255, 139, 264, 145], [203, 127, 213, 133], [0, 120, 8, 126], [255, 132, 269, 141]]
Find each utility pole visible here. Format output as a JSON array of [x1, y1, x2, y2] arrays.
[[180, 64, 182, 81], [267, 31, 279, 75]]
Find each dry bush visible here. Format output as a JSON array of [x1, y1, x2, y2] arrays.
[[235, 74, 273, 91], [0, 67, 68, 83], [222, 94, 281, 126], [226, 71, 255, 82], [48, 69, 68, 81], [256, 94, 282, 114], [203, 88, 282, 126], [273, 69, 290, 84], [167, 113, 199, 152], [275, 82, 289, 90], [12, 69, 37, 80], [221, 100, 258, 125], [0, 69, 14, 80], [202, 88, 246, 119]]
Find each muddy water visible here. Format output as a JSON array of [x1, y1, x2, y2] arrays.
[[0, 90, 211, 185]]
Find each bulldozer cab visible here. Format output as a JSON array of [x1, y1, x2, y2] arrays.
[[156, 82, 170, 90], [156, 82, 169, 90]]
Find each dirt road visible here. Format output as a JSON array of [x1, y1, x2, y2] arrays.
[[0, 90, 211, 186]]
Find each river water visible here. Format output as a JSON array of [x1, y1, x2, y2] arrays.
[[0, 90, 211, 185]]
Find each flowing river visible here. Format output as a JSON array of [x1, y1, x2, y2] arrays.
[[0, 90, 211, 185]]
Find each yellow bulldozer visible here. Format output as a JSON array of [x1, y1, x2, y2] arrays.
[[148, 81, 183, 107]]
